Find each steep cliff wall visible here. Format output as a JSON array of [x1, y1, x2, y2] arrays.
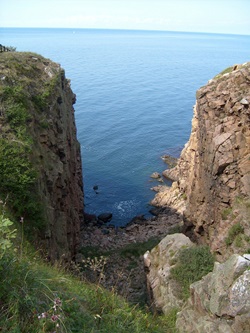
[[152, 62, 250, 257], [0, 52, 84, 260]]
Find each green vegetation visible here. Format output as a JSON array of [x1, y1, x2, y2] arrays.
[[0, 206, 176, 332], [80, 245, 108, 258], [119, 238, 160, 258], [0, 51, 181, 332], [170, 245, 215, 300], [0, 214, 16, 260], [0, 52, 63, 234], [0, 84, 45, 232], [80, 238, 160, 261], [225, 223, 244, 247], [0, 248, 177, 333], [32, 73, 60, 112], [214, 66, 234, 79], [221, 207, 233, 220]]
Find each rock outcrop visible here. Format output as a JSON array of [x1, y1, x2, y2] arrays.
[[0, 52, 84, 260], [152, 62, 250, 257], [176, 254, 250, 333], [144, 233, 194, 313]]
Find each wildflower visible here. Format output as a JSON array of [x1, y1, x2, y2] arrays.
[[20, 216, 24, 223], [94, 314, 102, 320], [38, 312, 48, 319], [53, 297, 62, 309], [51, 314, 60, 322]]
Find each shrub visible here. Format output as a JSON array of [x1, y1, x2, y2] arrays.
[[225, 223, 244, 246], [170, 245, 214, 300], [0, 215, 16, 259]]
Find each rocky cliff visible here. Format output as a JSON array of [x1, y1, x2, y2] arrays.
[[152, 62, 250, 258], [144, 233, 250, 333], [0, 52, 84, 260]]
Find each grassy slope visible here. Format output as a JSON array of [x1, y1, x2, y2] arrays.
[[0, 248, 177, 333]]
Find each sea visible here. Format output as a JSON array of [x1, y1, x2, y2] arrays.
[[1, 28, 250, 226]]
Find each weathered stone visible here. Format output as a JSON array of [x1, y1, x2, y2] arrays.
[[176, 254, 250, 333], [150, 172, 161, 179], [144, 233, 194, 314], [152, 61, 250, 258], [98, 213, 113, 222], [240, 98, 249, 105], [243, 254, 250, 261]]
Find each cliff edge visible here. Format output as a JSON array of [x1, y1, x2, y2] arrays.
[[0, 52, 84, 260], [152, 62, 250, 258]]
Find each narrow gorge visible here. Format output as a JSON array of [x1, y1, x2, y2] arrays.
[[0, 52, 249, 332]]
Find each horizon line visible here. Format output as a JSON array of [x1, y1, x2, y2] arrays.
[[1, 26, 250, 37]]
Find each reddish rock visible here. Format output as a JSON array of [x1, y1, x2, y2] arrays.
[[152, 62, 250, 258]]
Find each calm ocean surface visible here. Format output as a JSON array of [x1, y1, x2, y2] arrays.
[[1, 28, 250, 225]]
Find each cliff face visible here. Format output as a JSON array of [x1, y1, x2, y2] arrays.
[[0, 52, 84, 260], [152, 62, 250, 257]]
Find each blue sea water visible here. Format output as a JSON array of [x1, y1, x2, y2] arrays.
[[1, 28, 250, 225]]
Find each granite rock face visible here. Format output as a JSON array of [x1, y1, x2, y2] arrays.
[[0, 53, 84, 260], [144, 233, 194, 313], [176, 254, 250, 333], [152, 62, 250, 257], [36, 59, 84, 260]]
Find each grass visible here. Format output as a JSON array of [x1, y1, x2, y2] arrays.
[[118, 238, 160, 259], [170, 245, 214, 300], [214, 66, 234, 79], [0, 209, 177, 332], [80, 238, 161, 261], [225, 223, 244, 247], [0, 249, 178, 333], [221, 207, 233, 220]]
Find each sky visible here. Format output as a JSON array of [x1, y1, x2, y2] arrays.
[[1, 0, 250, 35]]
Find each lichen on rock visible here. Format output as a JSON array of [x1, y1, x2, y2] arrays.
[[176, 254, 250, 333]]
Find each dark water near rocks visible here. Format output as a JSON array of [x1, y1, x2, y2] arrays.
[[1, 28, 250, 225]]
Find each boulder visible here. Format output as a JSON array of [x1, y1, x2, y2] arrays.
[[150, 172, 161, 179], [144, 233, 194, 313], [176, 254, 250, 333], [98, 213, 112, 223]]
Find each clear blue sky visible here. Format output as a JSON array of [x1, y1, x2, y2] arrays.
[[1, 0, 250, 35]]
